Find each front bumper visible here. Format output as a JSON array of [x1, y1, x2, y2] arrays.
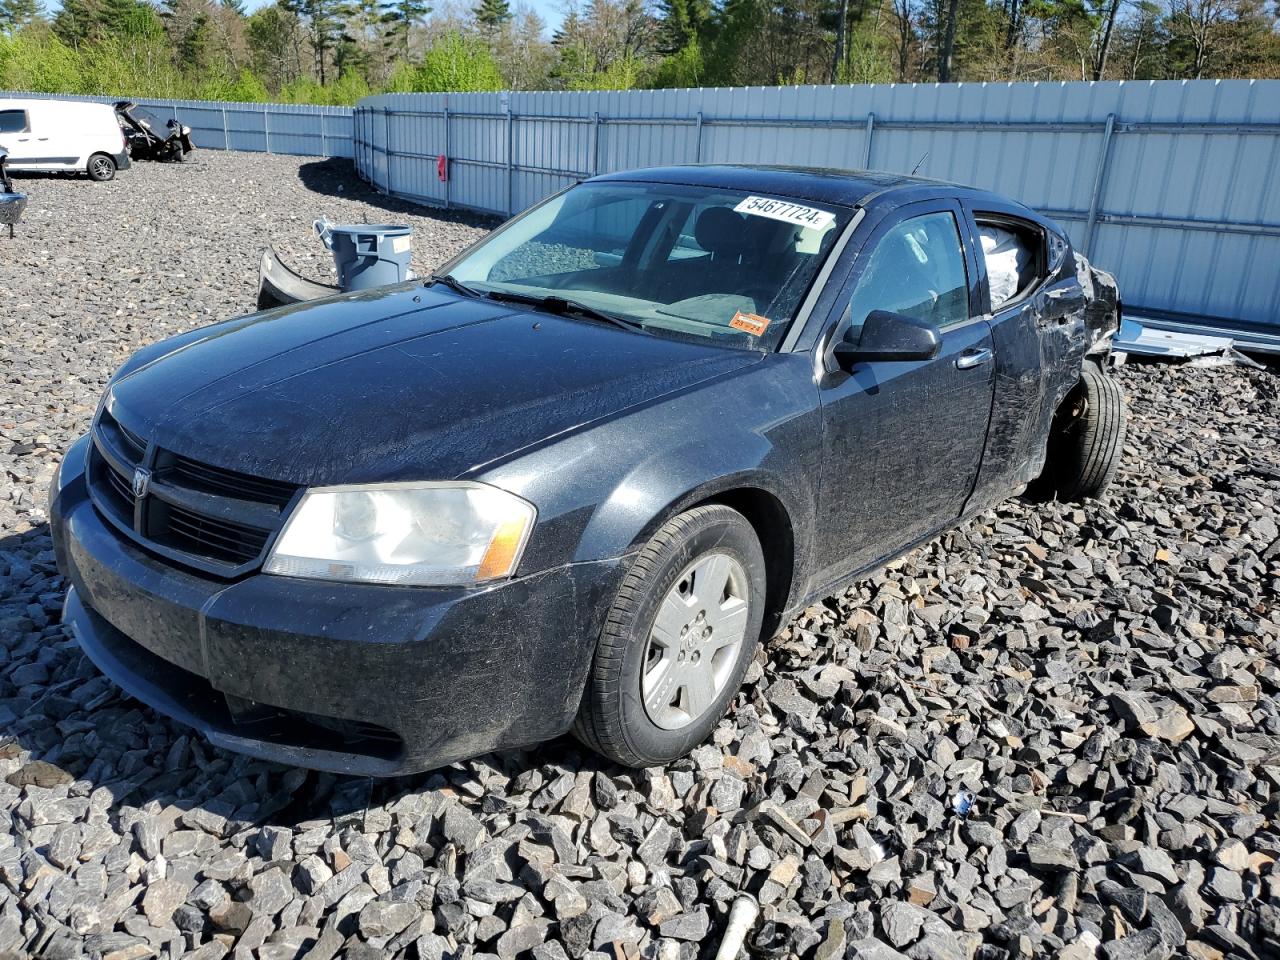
[[52, 435, 624, 776]]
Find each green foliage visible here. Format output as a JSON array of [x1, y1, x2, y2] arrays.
[[565, 50, 641, 88], [646, 36, 704, 86], [3, 0, 1277, 112], [0, 28, 83, 91], [406, 30, 502, 90]]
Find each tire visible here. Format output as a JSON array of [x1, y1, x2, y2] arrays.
[[87, 154, 116, 182], [574, 505, 767, 767], [1036, 362, 1127, 501]]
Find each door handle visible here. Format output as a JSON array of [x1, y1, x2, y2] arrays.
[[955, 347, 993, 370]]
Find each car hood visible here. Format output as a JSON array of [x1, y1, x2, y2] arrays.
[[106, 284, 760, 485]]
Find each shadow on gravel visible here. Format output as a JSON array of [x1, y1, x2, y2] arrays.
[[1, 524, 597, 832], [297, 157, 501, 229]]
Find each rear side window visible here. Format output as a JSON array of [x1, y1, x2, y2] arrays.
[[976, 216, 1046, 310], [0, 110, 29, 134]]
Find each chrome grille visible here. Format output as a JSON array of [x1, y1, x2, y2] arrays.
[[87, 408, 300, 576]]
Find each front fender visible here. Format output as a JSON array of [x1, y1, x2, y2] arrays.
[[479, 353, 823, 604], [574, 437, 812, 566]]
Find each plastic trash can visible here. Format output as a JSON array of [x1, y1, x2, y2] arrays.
[[316, 220, 413, 291]]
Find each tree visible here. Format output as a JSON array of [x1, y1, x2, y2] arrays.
[[247, 1, 305, 88], [0, 0, 40, 33], [380, 0, 428, 60], [473, 0, 511, 37], [281, 0, 348, 83], [890, 0, 919, 78], [938, 0, 960, 78]]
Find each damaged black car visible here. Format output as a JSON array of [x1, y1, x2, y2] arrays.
[[115, 101, 196, 163], [50, 165, 1125, 775]]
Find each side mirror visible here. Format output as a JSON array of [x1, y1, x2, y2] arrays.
[[833, 310, 942, 369]]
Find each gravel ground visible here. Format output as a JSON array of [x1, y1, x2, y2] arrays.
[[2, 152, 1280, 960]]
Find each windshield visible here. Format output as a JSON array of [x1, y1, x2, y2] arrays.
[[445, 181, 852, 350]]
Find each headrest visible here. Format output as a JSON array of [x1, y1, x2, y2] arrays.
[[694, 207, 749, 256]]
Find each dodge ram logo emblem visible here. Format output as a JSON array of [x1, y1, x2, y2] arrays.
[[132, 467, 151, 499]]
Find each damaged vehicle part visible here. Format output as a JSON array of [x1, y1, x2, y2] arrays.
[[115, 101, 195, 163], [50, 165, 1125, 775], [256, 217, 413, 309], [257, 247, 340, 310]]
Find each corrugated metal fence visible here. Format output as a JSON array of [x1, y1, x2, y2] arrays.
[[353, 81, 1280, 333], [0, 91, 354, 158]]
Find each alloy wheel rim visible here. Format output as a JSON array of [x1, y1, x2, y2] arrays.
[[640, 552, 749, 731], [93, 158, 112, 178]]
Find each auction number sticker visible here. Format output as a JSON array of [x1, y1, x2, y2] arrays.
[[734, 196, 835, 231]]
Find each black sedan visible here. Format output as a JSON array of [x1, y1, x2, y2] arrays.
[[50, 165, 1125, 775]]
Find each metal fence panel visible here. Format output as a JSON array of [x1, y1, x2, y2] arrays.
[[355, 80, 1280, 332], [0, 91, 353, 157]]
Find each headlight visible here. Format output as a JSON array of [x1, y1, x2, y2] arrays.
[[263, 482, 535, 586]]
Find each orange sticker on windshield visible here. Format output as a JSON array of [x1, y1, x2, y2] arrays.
[[730, 311, 771, 336]]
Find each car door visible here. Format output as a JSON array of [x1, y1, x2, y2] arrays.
[[0, 107, 34, 165], [812, 199, 995, 588], [961, 200, 1088, 508]]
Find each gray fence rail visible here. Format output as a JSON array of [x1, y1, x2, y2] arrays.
[[0, 92, 353, 158], [353, 81, 1280, 334]]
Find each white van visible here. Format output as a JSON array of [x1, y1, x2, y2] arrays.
[[0, 98, 131, 182]]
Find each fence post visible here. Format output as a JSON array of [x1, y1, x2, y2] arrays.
[[505, 103, 514, 216], [443, 106, 451, 209], [591, 112, 600, 175], [694, 110, 703, 162], [263, 106, 271, 154], [1083, 113, 1116, 256], [319, 112, 328, 157], [863, 112, 875, 169], [384, 108, 394, 196]]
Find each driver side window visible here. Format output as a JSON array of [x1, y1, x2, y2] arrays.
[[846, 211, 970, 338]]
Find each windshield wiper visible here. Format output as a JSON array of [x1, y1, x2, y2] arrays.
[[483, 290, 649, 335], [427, 274, 483, 299]]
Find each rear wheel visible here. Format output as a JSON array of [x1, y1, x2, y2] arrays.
[[574, 505, 766, 767], [87, 153, 116, 182], [1033, 362, 1127, 501]]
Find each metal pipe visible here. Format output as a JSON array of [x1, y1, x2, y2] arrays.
[[862, 112, 875, 169], [591, 112, 600, 175], [505, 103, 513, 216], [1083, 113, 1115, 256], [694, 111, 703, 162]]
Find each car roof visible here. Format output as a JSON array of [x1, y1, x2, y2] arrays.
[[0, 98, 115, 114], [587, 163, 984, 208]]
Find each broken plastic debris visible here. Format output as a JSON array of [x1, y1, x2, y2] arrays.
[[713, 893, 761, 960], [952, 790, 976, 817]]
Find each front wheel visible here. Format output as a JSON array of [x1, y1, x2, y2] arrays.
[[87, 153, 116, 182], [574, 505, 766, 767]]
